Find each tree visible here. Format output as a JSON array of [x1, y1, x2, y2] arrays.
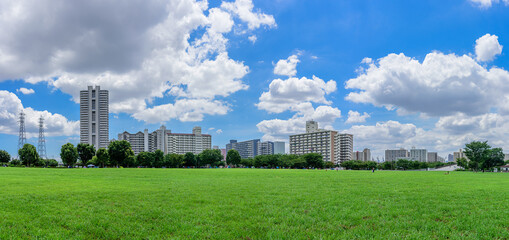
[[254, 155, 268, 168], [0, 150, 10, 165], [44, 159, 59, 167], [198, 149, 223, 167], [60, 143, 78, 167], [108, 140, 135, 167], [153, 150, 165, 168], [456, 157, 468, 169], [137, 152, 154, 167], [166, 153, 184, 168], [302, 153, 324, 168], [396, 159, 411, 170], [226, 149, 241, 167], [485, 147, 505, 170], [77, 143, 96, 166], [464, 141, 491, 172], [183, 152, 196, 167], [240, 158, 254, 167], [95, 148, 109, 168], [19, 144, 39, 167]]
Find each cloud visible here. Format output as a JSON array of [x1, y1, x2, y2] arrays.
[[475, 34, 503, 62], [273, 54, 300, 77], [469, 0, 509, 8], [0, 0, 274, 122], [132, 98, 230, 124], [257, 105, 341, 142], [346, 110, 370, 124], [16, 87, 34, 95], [216, 129, 223, 134], [257, 54, 341, 142], [221, 0, 276, 30], [0, 90, 78, 138], [248, 35, 257, 43], [257, 75, 337, 113], [346, 44, 509, 117]]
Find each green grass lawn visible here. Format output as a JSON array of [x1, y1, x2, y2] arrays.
[[0, 168, 508, 239]]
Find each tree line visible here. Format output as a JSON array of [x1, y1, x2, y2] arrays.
[[340, 159, 454, 170]]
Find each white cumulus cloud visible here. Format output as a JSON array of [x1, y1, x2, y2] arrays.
[[346, 45, 509, 117], [0, 0, 274, 124], [0, 90, 78, 138], [273, 54, 300, 77], [16, 87, 34, 95], [475, 34, 503, 62], [346, 110, 370, 124]]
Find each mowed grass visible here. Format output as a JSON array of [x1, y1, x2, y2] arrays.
[[0, 168, 508, 239]]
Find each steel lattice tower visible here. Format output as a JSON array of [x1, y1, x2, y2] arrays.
[[18, 111, 27, 151], [38, 116, 47, 159]]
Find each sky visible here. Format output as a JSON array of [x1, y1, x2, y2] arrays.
[[1, 0, 509, 160]]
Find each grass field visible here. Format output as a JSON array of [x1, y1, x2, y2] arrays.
[[0, 168, 508, 239]]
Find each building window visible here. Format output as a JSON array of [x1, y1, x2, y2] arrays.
[[92, 90, 96, 98], [92, 99, 96, 110]]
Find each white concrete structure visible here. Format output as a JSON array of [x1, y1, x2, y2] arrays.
[[453, 149, 468, 162], [290, 121, 353, 164], [167, 126, 211, 155], [385, 149, 409, 162], [118, 125, 170, 155], [80, 86, 109, 150], [427, 152, 438, 163], [337, 134, 353, 163], [410, 148, 428, 162], [353, 148, 371, 161], [274, 142, 285, 154]]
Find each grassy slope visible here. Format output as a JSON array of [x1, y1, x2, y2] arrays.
[[0, 168, 507, 239]]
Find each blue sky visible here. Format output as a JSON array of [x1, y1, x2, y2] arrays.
[[1, 0, 509, 159]]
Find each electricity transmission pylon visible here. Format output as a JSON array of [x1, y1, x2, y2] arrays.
[[38, 116, 47, 159], [18, 111, 27, 152]]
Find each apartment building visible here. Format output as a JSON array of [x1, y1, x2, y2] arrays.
[[80, 86, 109, 150]]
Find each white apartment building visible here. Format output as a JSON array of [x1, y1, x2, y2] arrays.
[[336, 134, 353, 163], [410, 148, 428, 162], [118, 126, 170, 155], [289, 121, 353, 164], [80, 86, 109, 150], [385, 149, 409, 162], [453, 149, 468, 162], [167, 126, 211, 155], [353, 148, 371, 161], [427, 152, 438, 163]]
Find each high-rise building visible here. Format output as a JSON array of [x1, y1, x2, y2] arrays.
[[353, 148, 371, 161], [448, 154, 454, 162], [453, 149, 468, 162], [289, 121, 353, 164], [427, 152, 438, 163], [385, 149, 409, 162], [336, 134, 353, 163], [226, 139, 260, 159], [257, 141, 274, 156], [410, 148, 428, 162], [80, 86, 109, 150], [273, 142, 285, 154], [118, 125, 170, 155], [166, 126, 211, 155]]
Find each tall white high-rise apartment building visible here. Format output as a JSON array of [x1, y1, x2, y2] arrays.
[[410, 148, 428, 162], [166, 126, 211, 155], [336, 133, 353, 163], [385, 149, 409, 162], [290, 121, 353, 164], [80, 86, 109, 150]]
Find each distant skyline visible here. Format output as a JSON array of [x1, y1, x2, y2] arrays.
[[1, 0, 509, 159]]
